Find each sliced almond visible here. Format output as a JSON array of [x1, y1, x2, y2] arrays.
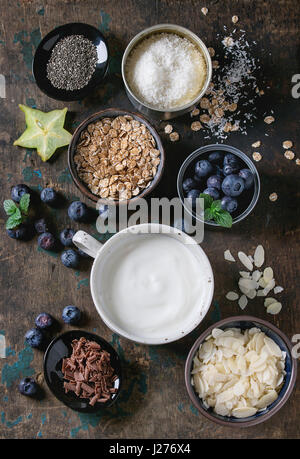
[[263, 267, 274, 283], [254, 245, 264, 267], [274, 286, 284, 294], [264, 298, 277, 307], [232, 407, 257, 418], [226, 291, 239, 301], [239, 271, 251, 279], [224, 249, 235, 262], [267, 302, 282, 315], [238, 251, 253, 271], [238, 295, 248, 310]]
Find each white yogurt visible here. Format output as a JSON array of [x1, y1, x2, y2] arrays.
[[99, 234, 206, 340]]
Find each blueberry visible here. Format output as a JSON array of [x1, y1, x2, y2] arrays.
[[18, 378, 39, 397], [224, 164, 240, 176], [35, 313, 54, 330], [195, 160, 214, 177], [61, 249, 80, 268], [182, 178, 197, 194], [203, 187, 220, 200], [221, 196, 238, 213], [11, 184, 31, 203], [7, 223, 33, 241], [25, 328, 44, 348], [186, 189, 200, 208], [62, 305, 81, 325], [40, 188, 59, 207], [60, 228, 75, 247], [68, 201, 89, 222], [239, 169, 254, 190], [208, 151, 223, 163], [223, 153, 241, 171], [222, 174, 245, 197], [34, 218, 48, 234], [207, 175, 222, 190], [38, 232, 56, 251]]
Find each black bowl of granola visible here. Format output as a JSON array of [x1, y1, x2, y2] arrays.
[[68, 108, 165, 205], [44, 330, 122, 413]]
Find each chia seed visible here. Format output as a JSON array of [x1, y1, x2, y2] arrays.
[[46, 35, 98, 91]]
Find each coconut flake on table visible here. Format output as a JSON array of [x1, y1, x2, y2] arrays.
[[195, 30, 261, 140]]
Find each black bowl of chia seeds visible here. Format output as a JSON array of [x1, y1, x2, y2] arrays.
[[33, 23, 109, 101]]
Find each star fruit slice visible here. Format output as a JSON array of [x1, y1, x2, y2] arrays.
[[14, 104, 72, 161]]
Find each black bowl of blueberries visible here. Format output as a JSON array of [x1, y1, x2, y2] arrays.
[[177, 144, 260, 228]]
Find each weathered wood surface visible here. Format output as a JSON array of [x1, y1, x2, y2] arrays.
[[0, 0, 299, 439]]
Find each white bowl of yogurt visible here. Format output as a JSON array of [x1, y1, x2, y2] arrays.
[[73, 224, 214, 345]]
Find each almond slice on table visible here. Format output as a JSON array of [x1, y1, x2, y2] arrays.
[[238, 251, 253, 271], [263, 267, 274, 283], [254, 245, 264, 267], [224, 249, 236, 262], [238, 295, 248, 310], [274, 286, 284, 294], [226, 291, 239, 301], [266, 302, 282, 315], [264, 298, 277, 307], [239, 271, 251, 278]]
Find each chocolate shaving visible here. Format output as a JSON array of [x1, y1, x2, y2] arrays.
[[62, 337, 118, 406]]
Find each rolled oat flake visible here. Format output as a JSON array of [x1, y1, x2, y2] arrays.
[[47, 35, 98, 91]]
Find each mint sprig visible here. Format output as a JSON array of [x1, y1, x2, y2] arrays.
[[3, 193, 31, 230], [200, 193, 232, 228]]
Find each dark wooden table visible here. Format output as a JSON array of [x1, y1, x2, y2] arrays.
[[0, 0, 299, 439]]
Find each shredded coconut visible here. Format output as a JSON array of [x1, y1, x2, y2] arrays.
[[125, 33, 207, 110]]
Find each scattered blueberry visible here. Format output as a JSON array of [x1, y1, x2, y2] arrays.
[[182, 178, 197, 193], [59, 228, 75, 247], [203, 187, 220, 200], [186, 189, 200, 207], [221, 196, 238, 213], [34, 218, 48, 234], [239, 169, 254, 190], [208, 151, 223, 163], [38, 232, 56, 251], [222, 174, 245, 197], [7, 223, 33, 241], [62, 305, 81, 325], [61, 249, 80, 268], [40, 188, 59, 207], [11, 184, 31, 203], [207, 175, 222, 190], [68, 201, 89, 222], [25, 328, 44, 348], [195, 160, 214, 177], [18, 378, 39, 397], [35, 313, 54, 330]]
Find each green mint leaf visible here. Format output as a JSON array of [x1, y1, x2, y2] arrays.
[[199, 193, 213, 210], [19, 193, 30, 214], [214, 210, 233, 228], [3, 199, 18, 216], [204, 208, 214, 221], [211, 200, 222, 212], [6, 208, 22, 230]]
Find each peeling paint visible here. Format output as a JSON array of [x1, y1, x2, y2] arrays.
[[1, 343, 34, 388]]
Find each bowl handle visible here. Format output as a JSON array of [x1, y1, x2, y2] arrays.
[[72, 230, 102, 258]]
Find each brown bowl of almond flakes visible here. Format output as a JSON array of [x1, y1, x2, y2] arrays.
[[68, 108, 165, 204]]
